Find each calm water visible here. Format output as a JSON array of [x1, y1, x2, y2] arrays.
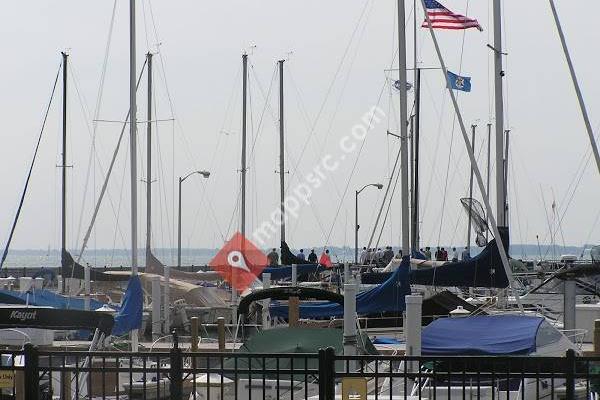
[[1, 244, 588, 268]]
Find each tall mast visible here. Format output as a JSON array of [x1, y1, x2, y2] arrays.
[[129, 0, 139, 350], [235, 53, 248, 310], [504, 129, 510, 223], [467, 125, 476, 253], [241, 54, 248, 238], [492, 0, 506, 227], [411, 68, 421, 252], [486, 123, 491, 241], [60, 52, 68, 294], [145, 52, 152, 257], [278, 60, 286, 245], [397, 0, 410, 256]]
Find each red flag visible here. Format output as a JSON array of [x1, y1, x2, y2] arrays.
[[208, 232, 267, 292]]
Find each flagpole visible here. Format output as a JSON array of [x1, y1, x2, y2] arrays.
[[419, 0, 523, 313]]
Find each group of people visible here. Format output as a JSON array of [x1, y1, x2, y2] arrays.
[[359, 246, 401, 266], [266, 247, 330, 267], [420, 246, 471, 262]]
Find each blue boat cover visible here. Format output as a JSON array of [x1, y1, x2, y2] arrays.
[[112, 275, 143, 336], [270, 257, 411, 319], [422, 315, 544, 355], [372, 337, 403, 345], [362, 227, 510, 288], [259, 264, 325, 280], [0, 288, 106, 310]]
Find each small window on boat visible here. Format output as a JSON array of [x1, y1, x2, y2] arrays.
[[535, 320, 563, 347]]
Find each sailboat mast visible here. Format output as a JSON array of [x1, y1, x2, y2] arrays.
[[278, 59, 286, 244], [492, 0, 506, 227], [235, 53, 248, 310], [146, 52, 152, 256], [486, 123, 491, 241], [241, 53, 248, 238], [61, 52, 68, 294], [411, 68, 421, 252], [467, 125, 476, 252], [397, 0, 410, 256], [129, 0, 139, 350]]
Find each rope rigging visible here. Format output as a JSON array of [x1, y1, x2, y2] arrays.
[[0, 62, 62, 269]]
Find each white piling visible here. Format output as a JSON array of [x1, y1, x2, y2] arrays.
[[564, 279, 576, 331], [262, 273, 271, 330], [84, 265, 91, 311], [405, 295, 422, 372], [343, 284, 358, 364], [344, 262, 351, 284], [291, 265, 297, 286], [151, 275, 162, 340]]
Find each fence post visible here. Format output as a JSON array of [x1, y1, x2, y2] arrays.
[[170, 330, 183, 400], [318, 347, 336, 400], [325, 347, 336, 400], [318, 348, 336, 400], [565, 348, 575, 400], [24, 343, 39, 400]]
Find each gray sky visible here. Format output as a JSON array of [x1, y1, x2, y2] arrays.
[[0, 0, 598, 260]]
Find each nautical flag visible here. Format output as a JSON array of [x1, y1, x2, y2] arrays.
[[421, 0, 483, 31], [394, 80, 413, 91], [447, 70, 471, 92]]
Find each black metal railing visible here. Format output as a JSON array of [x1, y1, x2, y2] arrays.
[[4, 339, 600, 400]]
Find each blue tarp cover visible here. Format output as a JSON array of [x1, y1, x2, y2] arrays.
[[0, 288, 106, 310], [112, 275, 143, 336], [260, 264, 324, 280], [422, 315, 544, 355], [270, 257, 411, 319]]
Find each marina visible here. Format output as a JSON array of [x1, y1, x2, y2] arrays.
[[0, 0, 599, 399]]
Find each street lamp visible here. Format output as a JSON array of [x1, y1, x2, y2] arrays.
[[178, 170, 210, 268], [355, 183, 383, 264]]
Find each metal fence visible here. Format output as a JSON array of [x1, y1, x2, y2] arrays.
[[3, 341, 600, 400]]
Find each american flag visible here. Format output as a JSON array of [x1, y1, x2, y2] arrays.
[[421, 0, 483, 31]]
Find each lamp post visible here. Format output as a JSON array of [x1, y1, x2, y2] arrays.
[[177, 170, 210, 268], [355, 183, 383, 264]]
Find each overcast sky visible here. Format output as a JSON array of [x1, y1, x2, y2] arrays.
[[0, 0, 598, 260]]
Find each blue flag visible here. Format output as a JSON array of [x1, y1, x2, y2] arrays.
[[447, 70, 471, 92]]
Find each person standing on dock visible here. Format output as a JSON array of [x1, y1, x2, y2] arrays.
[[451, 247, 459, 262], [462, 247, 471, 261], [424, 247, 432, 260], [319, 249, 332, 268], [308, 249, 318, 264], [267, 248, 279, 266], [297, 249, 306, 261]]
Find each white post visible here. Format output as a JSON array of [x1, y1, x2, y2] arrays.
[[291, 264, 297, 286], [343, 283, 358, 371], [84, 265, 91, 311], [262, 273, 271, 330], [164, 265, 170, 334], [151, 275, 161, 340], [564, 279, 576, 331], [405, 295, 422, 372], [344, 262, 351, 284]]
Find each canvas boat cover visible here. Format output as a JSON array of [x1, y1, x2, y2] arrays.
[[362, 227, 510, 288], [422, 315, 544, 355], [269, 257, 411, 319], [0, 288, 106, 310]]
